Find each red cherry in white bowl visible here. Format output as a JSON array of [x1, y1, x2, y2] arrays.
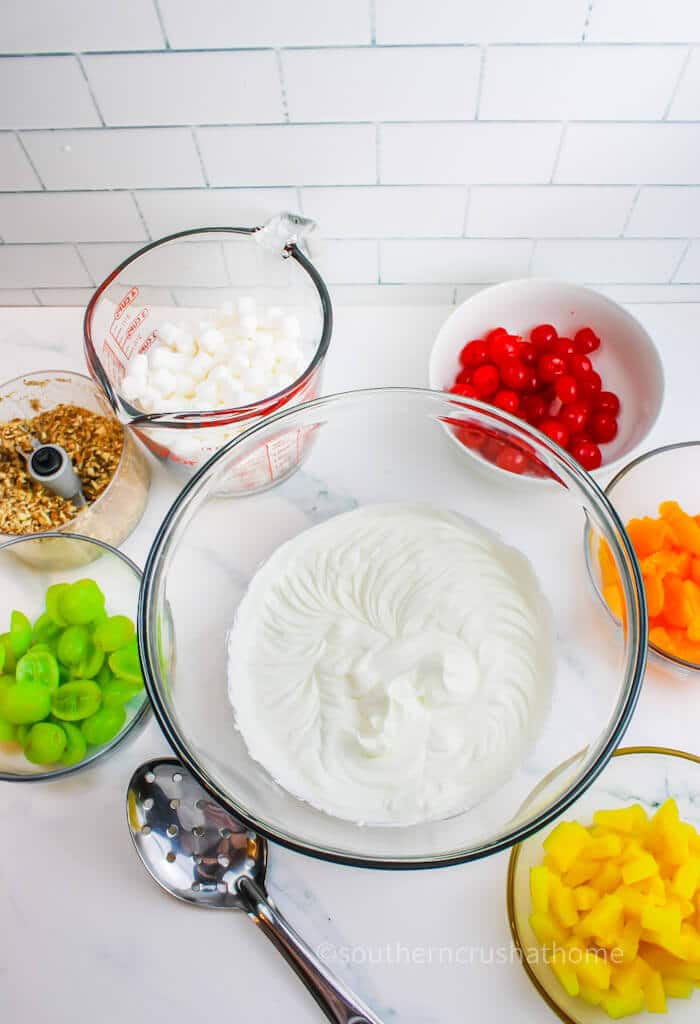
[[428, 279, 664, 483]]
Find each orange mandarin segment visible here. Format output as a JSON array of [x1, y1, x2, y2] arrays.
[[659, 501, 700, 556], [626, 517, 673, 559], [642, 573, 664, 618]]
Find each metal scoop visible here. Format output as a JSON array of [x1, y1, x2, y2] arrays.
[[127, 759, 382, 1024]]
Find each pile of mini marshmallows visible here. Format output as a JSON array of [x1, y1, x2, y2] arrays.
[[121, 297, 307, 415]]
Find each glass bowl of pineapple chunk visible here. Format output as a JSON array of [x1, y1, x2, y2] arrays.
[[508, 747, 700, 1022]]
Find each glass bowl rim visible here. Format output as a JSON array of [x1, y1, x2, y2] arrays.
[[138, 386, 648, 869], [0, 368, 136, 542], [584, 439, 700, 673], [82, 226, 333, 431], [0, 530, 149, 782], [506, 744, 700, 1024]]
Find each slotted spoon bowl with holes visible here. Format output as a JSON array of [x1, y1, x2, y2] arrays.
[[127, 758, 382, 1024]]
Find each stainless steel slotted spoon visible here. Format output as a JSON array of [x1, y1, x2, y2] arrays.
[[127, 758, 383, 1024]]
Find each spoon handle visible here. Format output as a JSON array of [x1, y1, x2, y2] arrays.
[[237, 876, 383, 1024]]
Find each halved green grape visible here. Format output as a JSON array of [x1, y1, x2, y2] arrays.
[[93, 615, 135, 653], [81, 706, 125, 746], [16, 650, 60, 691], [58, 579, 105, 626], [45, 583, 69, 626], [0, 715, 15, 742], [69, 644, 104, 680], [24, 722, 66, 764], [15, 723, 29, 745], [0, 634, 17, 673], [0, 643, 4, 674], [100, 677, 141, 709], [96, 663, 113, 687], [10, 610, 32, 658], [32, 612, 61, 645], [51, 680, 101, 722], [59, 721, 87, 766], [0, 673, 12, 701], [0, 682, 51, 724], [57, 625, 90, 666], [108, 638, 143, 686]]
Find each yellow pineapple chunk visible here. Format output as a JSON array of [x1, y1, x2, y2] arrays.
[[564, 860, 599, 887], [673, 858, 700, 900], [550, 877, 579, 929], [641, 903, 682, 936], [642, 969, 667, 1014], [589, 833, 623, 859], [529, 911, 565, 946], [576, 894, 624, 940], [576, 950, 612, 990], [575, 885, 598, 912], [593, 862, 623, 895], [543, 820, 591, 873], [623, 853, 659, 886], [551, 949, 580, 997], [600, 991, 645, 1018], [594, 806, 649, 835], [663, 976, 694, 999], [529, 865, 551, 914]]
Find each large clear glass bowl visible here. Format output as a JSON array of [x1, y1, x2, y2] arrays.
[[138, 388, 647, 868]]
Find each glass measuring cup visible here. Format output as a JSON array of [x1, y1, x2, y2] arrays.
[[83, 215, 332, 492]]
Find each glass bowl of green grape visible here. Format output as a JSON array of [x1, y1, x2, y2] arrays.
[[0, 532, 148, 780]]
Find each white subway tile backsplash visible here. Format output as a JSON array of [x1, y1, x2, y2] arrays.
[[35, 288, 98, 305], [282, 48, 480, 123], [136, 188, 299, 238], [84, 52, 284, 127], [467, 186, 635, 237], [0, 135, 41, 190], [596, 284, 700, 303], [0, 192, 146, 242], [532, 239, 685, 282], [669, 50, 700, 121], [0, 244, 92, 288], [197, 125, 376, 186], [626, 188, 700, 237], [587, 0, 700, 42], [317, 240, 379, 283], [381, 123, 561, 184], [330, 283, 455, 305], [380, 239, 532, 283], [1, 0, 165, 52], [376, 0, 587, 43], [556, 125, 700, 184], [0, 289, 39, 304], [480, 47, 685, 121], [21, 129, 205, 189], [301, 186, 467, 237], [0, 57, 100, 130], [159, 0, 371, 48], [674, 241, 700, 283]]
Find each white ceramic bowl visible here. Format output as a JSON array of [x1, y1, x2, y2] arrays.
[[429, 279, 664, 481]]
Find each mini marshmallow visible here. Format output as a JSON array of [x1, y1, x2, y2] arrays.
[[121, 374, 145, 401], [254, 330, 275, 350], [209, 364, 233, 385], [237, 295, 256, 318], [261, 306, 283, 330], [281, 314, 301, 341], [150, 369, 177, 398], [174, 372, 196, 398], [195, 380, 218, 405], [250, 348, 276, 372], [174, 331, 196, 355], [189, 351, 214, 381], [158, 322, 179, 347], [239, 313, 258, 338], [277, 357, 303, 380], [129, 353, 148, 378], [275, 338, 302, 363], [241, 366, 266, 391], [228, 349, 251, 374], [218, 378, 245, 406], [199, 319, 215, 333], [138, 386, 160, 412], [235, 390, 256, 406], [218, 300, 235, 319], [150, 346, 181, 371], [199, 328, 226, 355]]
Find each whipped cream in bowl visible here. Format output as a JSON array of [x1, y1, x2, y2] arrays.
[[227, 503, 554, 827]]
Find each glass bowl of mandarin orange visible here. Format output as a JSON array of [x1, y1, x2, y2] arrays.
[[585, 442, 700, 676], [508, 747, 700, 1023]]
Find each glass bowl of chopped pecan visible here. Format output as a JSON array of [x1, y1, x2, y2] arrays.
[[0, 371, 150, 567]]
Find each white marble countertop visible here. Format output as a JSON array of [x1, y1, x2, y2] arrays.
[[1, 301, 699, 1024]]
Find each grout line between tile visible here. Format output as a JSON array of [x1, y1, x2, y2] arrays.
[[14, 132, 46, 189], [461, 187, 471, 236], [620, 186, 641, 236], [190, 128, 210, 186], [275, 49, 290, 122], [550, 122, 568, 183], [670, 238, 692, 281], [581, 0, 595, 43], [151, 0, 171, 48], [76, 53, 105, 127], [130, 191, 152, 240], [664, 46, 693, 120], [474, 46, 487, 119], [73, 243, 97, 286]]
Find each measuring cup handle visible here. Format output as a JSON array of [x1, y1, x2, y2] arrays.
[[237, 876, 383, 1024]]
